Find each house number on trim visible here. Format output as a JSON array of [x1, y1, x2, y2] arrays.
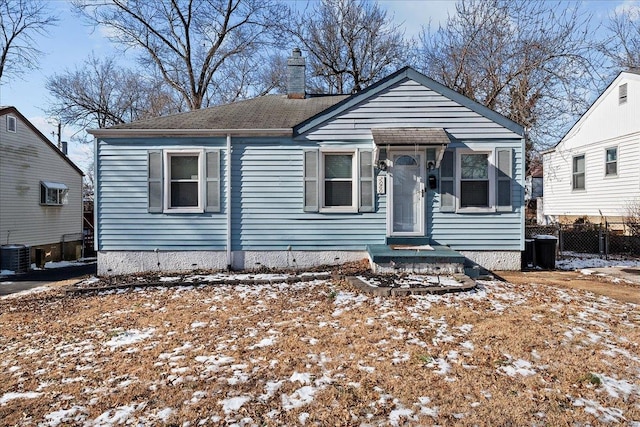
[[377, 176, 386, 194]]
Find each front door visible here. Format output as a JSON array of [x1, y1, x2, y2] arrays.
[[389, 151, 425, 236]]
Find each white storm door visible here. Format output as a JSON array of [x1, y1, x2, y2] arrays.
[[390, 151, 425, 236]]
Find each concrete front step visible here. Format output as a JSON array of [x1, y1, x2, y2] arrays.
[[367, 244, 466, 274], [372, 262, 465, 274]]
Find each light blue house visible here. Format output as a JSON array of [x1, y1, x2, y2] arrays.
[[90, 50, 525, 275]]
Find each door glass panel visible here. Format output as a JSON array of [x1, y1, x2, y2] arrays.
[[392, 154, 422, 233]]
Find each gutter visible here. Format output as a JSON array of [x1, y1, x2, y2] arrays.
[[87, 128, 292, 138]]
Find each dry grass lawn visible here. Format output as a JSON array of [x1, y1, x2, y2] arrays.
[[1, 273, 639, 426]]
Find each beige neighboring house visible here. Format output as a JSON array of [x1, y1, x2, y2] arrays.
[[0, 106, 84, 268], [542, 70, 640, 226]]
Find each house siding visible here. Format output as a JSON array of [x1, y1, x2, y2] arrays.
[[0, 112, 83, 248], [429, 141, 524, 251], [96, 138, 228, 251], [543, 72, 640, 220], [303, 79, 522, 141], [302, 80, 525, 252], [543, 134, 640, 219], [97, 138, 386, 252], [231, 139, 386, 251]]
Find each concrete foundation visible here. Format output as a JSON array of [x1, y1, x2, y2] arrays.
[[97, 249, 521, 276], [459, 250, 521, 271], [97, 250, 367, 276]]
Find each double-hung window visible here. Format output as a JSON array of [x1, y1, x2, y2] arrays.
[[303, 148, 374, 213], [168, 153, 200, 209], [40, 181, 68, 206], [572, 154, 585, 190], [458, 151, 494, 210], [441, 148, 512, 213], [605, 147, 617, 176], [322, 152, 356, 211], [147, 149, 220, 213]]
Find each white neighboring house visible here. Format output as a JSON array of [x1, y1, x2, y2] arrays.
[[0, 106, 84, 267], [542, 70, 640, 226]]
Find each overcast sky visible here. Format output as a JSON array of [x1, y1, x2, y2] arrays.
[[0, 0, 634, 172]]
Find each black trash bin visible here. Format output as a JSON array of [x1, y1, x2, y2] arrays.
[[535, 235, 557, 270], [521, 239, 535, 270]]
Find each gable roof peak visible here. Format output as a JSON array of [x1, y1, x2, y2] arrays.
[[295, 66, 524, 137]]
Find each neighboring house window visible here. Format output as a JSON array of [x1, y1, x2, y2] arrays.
[[458, 151, 494, 210], [605, 147, 617, 176], [303, 149, 374, 213], [147, 149, 220, 213], [619, 83, 628, 105], [572, 154, 585, 190], [40, 181, 68, 206], [6, 115, 16, 132]]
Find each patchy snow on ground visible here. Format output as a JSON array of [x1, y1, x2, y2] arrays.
[[557, 252, 640, 270], [1, 273, 639, 425]]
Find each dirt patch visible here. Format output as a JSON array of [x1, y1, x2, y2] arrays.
[[497, 269, 640, 305]]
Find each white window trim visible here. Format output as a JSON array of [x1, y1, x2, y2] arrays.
[[6, 115, 16, 133], [572, 153, 586, 191], [40, 181, 68, 206], [605, 146, 618, 177], [163, 149, 205, 213], [320, 149, 358, 213], [456, 149, 495, 213]]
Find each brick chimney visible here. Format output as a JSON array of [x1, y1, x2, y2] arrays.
[[287, 48, 305, 99]]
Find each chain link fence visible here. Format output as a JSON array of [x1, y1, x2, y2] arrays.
[[525, 222, 640, 259]]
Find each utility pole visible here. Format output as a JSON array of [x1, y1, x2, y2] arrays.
[[50, 121, 62, 149], [57, 122, 61, 150]]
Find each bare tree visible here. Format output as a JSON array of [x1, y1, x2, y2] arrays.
[[288, 0, 407, 94], [46, 54, 180, 130], [601, 5, 640, 71], [253, 52, 288, 96], [418, 0, 602, 162], [0, 0, 58, 82], [72, 0, 287, 110]]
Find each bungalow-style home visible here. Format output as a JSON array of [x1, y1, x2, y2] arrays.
[[0, 106, 84, 270], [543, 70, 640, 226], [89, 50, 525, 276]]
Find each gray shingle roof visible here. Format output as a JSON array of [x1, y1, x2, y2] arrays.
[[371, 127, 452, 146], [109, 94, 348, 130]]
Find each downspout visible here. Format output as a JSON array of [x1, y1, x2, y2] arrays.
[[94, 137, 99, 254], [226, 134, 232, 270]]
